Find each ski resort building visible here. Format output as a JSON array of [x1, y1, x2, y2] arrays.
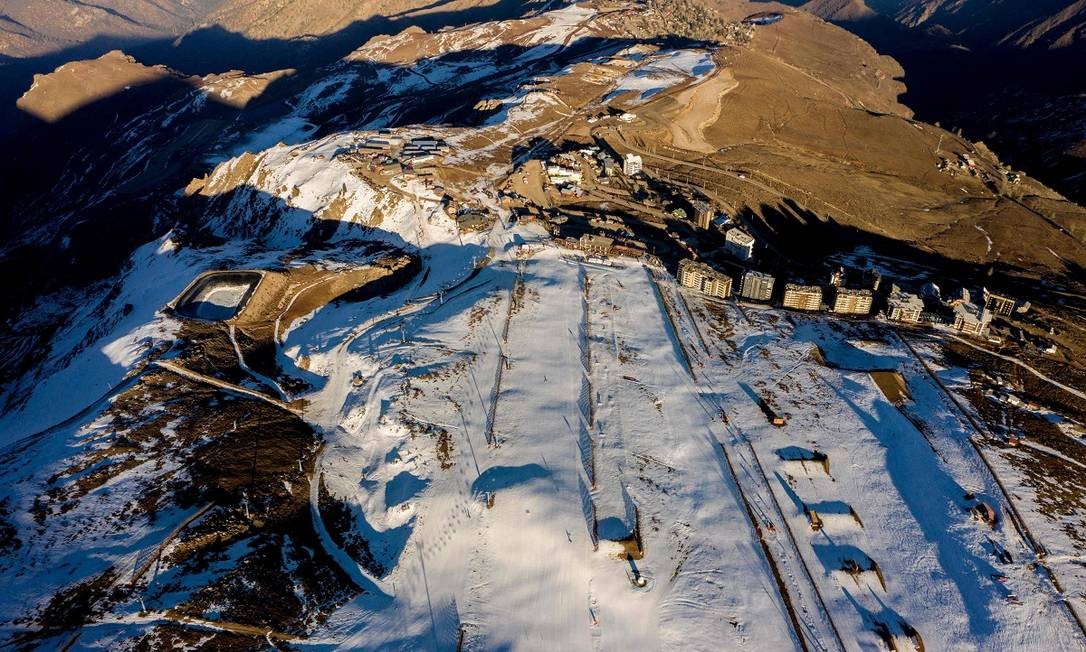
[[782, 284, 822, 311], [692, 200, 713, 229], [623, 153, 643, 176], [724, 227, 756, 261], [360, 136, 402, 152], [887, 286, 924, 323], [578, 234, 615, 256], [740, 270, 775, 302], [983, 288, 1017, 317], [952, 302, 993, 336], [677, 259, 732, 299], [831, 287, 874, 315], [546, 164, 582, 187]]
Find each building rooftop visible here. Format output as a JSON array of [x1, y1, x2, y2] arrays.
[[725, 228, 755, 246], [888, 288, 924, 310], [954, 302, 990, 325], [836, 287, 872, 297], [679, 259, 727, 279]]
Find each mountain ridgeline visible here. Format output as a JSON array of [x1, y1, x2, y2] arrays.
[[778, 0, 1086, 204]]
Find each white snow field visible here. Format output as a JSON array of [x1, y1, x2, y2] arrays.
[[669, 292, 1086, 652], [604, 49, 716, 104], [4, 120, 1084, 646], [4, 185, 1085, 648], [267, 215, 1084, 649], [287, 227, 799, 650]]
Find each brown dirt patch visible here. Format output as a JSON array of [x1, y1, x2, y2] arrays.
[[870, 370, 910, 404]]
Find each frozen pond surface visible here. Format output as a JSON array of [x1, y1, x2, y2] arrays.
[[175, 272, 261, 320]]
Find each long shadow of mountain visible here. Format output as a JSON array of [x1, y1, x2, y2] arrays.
[[757, 1, 1086, 203], [0, 0, 545, 127], [0, 0, 549, 248], [0, 180, 517, 644], [740, 199, 1086, 304], [0, 29, 712, 323]]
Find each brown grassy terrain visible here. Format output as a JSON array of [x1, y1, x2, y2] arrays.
[[598, 3, 1086, 282]]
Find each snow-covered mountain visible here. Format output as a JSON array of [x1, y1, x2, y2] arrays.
[[2, 0, 1086, 649]]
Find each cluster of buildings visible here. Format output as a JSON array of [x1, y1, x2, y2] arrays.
[[355, 131, 453, 179], [675, 254, 1022, 339], [543, 147, 643, 194], [556, 232, 657, 263]]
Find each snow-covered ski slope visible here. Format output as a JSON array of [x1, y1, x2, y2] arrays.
[[287, 224, 797, 649], [278, 220, 1084, 649], [3, 202, 1084, 648]]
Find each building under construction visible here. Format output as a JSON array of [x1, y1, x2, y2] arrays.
[[983, 288, 1017, 317]]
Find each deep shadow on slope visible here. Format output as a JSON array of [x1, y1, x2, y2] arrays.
[[739, 199, 1086, 297], [758, 1, 1086, 203], [0, 0, 546, 130], [0, 185, 503, 646], [0, 32, 709, 323]]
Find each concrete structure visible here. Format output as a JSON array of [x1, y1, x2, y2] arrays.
[[456, 211, 492, 232], [579, 234, 614, 256], [173, 271, 263, 321], [361, 136, 402, 152], [623, 153, 643, 176], [983, 288, 1017, 317], [400, 135, 450, 161], [692, 200, 713, 230], [677, 259, 732, 299], [740, 270, 775, 302], [953, 303, 992, 336], [546, 164, 582, 186], [782, 284, 822, 311], [831, 287, 873, 315], [887, 286, 924, 323], [946, 287, 971, 308], [724, 228, 755, 261]]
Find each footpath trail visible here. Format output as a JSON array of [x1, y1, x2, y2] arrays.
[[943, 333, 1086, 401], [153, 360, 301, 415]]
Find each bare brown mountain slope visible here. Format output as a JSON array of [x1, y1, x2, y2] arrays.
[[800, 0, 875, 22], [0, 0, 225, 58], [781, 0, 1086, 205], [203, 0, 530, 40], [799, 0, 1086, 50], [15, 50, 186, 123], [1004, 0, 1086, 50], [617, 2, 1086, 277]]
